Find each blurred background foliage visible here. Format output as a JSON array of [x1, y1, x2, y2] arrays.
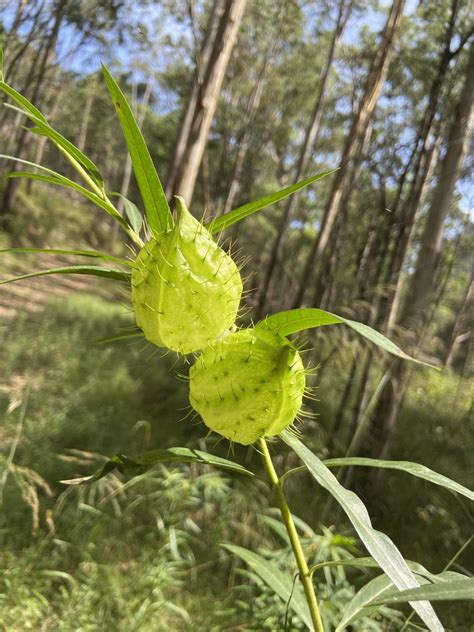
[[0, 0, 472, 629]]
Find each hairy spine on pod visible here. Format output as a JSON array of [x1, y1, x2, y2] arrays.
[[189, 328, 306, 445], [131, 197, 243, 354]]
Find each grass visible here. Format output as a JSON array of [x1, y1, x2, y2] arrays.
[[0, 187, 472, 629]]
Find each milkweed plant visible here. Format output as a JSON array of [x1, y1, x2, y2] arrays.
[[0, 50, 472, 631]]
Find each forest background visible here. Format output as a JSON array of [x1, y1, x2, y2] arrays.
[[0, 0, 472, 629]]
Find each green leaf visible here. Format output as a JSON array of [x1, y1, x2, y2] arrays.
[[222, 544, 312, 628], [29, 123, 103, 187], [372, 578, 474, 606], [0, 247, 132, 268], [258, 308, 432, 366], [0, 266, 131, 285], [336, 574, 396, 630], [337, 568, 468, 629], [312, 556, 467, 583], [0, 80, 48, 124], [0, 48, 4, 82], [60, 447, 255, 484], [113, 193, 144, 234], [95, 331, 145, 345], [6, 169, 127, 227], [323, 457, 474, 501], [102, 64, 171, 234], [207, 170, 337, 234], [281, 431, 443, 632], [0, 87, 103, 186]]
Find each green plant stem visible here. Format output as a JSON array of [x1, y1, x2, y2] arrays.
[[258, 438, 324, 632]]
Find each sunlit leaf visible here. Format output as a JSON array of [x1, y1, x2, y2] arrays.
[[323, 457, 474, 500], [102, 64, 171, 234], [0, 266, 131, 285], [372, 578, 474, 606], [95, 331, 145, 344], [0, 80, 48, 125], [312, 556, 468, 584], [0, 247, 132, 268], [7, 170, 128, 227], [0, 86, 103, 186], [222, 544, 312, 628], [207, 170, 337, 234], [113, 193, 144, 234], [258, 308, 433, 365], [281, 431, 443, 632], [336, 574, 396, 630], [61, 447, 255, 484]]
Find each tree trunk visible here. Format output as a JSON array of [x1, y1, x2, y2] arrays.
[[445, 274, 473, 368], [221, 14, 283, 216], [165, 0, 225, 200], [402, 40, 474, 327], [257, 0, 354, 317], [292, 0, 406, 309], [166, 0, 246, 206], [76, 74, 97, 153], [366, 40, 473, 459], [1, 0, 67, 221], [383, 126, 442, 334]]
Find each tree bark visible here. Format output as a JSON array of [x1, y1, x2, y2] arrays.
[[257, 0, 354, 316], [221, 14, 283, 217], [165, 0, 246, 206], [1, 0, 67, 221], [445, 274, 473, 368], [402, 39, 474, 327], [292, 0, 406, 309], [365, 40, 473, 459]]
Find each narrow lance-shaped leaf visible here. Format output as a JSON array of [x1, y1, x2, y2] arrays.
[[94, 330, 145, 345], [258, 308, 434, 366], [323, 457, 474, 501], [336, 574, 398, 631], [337, 568, 468, 629], [207, 170, 337, 234], [0, 88, 103, 186], [0, 156, 128, 229], [112, 193, 144, 234], [0, 266, 131, 285], [372, 578, 474, 606], [281, 431, 444, 632], [61, 447, 255, 484], [312, 557, 468, 584], [222, 544, 312, 629], [102, 64, 171, 234], [0, 247, 132, 268]]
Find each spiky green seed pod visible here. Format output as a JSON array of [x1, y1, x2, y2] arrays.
[[131, 197, 243, 354], [189, 327, 306, 445]]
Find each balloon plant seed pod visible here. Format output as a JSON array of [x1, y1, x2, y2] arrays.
[[189, 327, 306, 445], [131, 197, 243, 354]]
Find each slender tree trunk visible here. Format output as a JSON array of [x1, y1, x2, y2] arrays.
[[256, 0, 354, 317], [76, 75, 97, 153], [292, 0, 406, 309], [445, 274, 473, 368], [383, 127, 442, 334], [402, 40, 474, 327], [1, 0, 66, 221], [221, 15, 283, 216], [366, 41, 473, 459], [165, 0, 225, 200], [166, 0, 246, 206]]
